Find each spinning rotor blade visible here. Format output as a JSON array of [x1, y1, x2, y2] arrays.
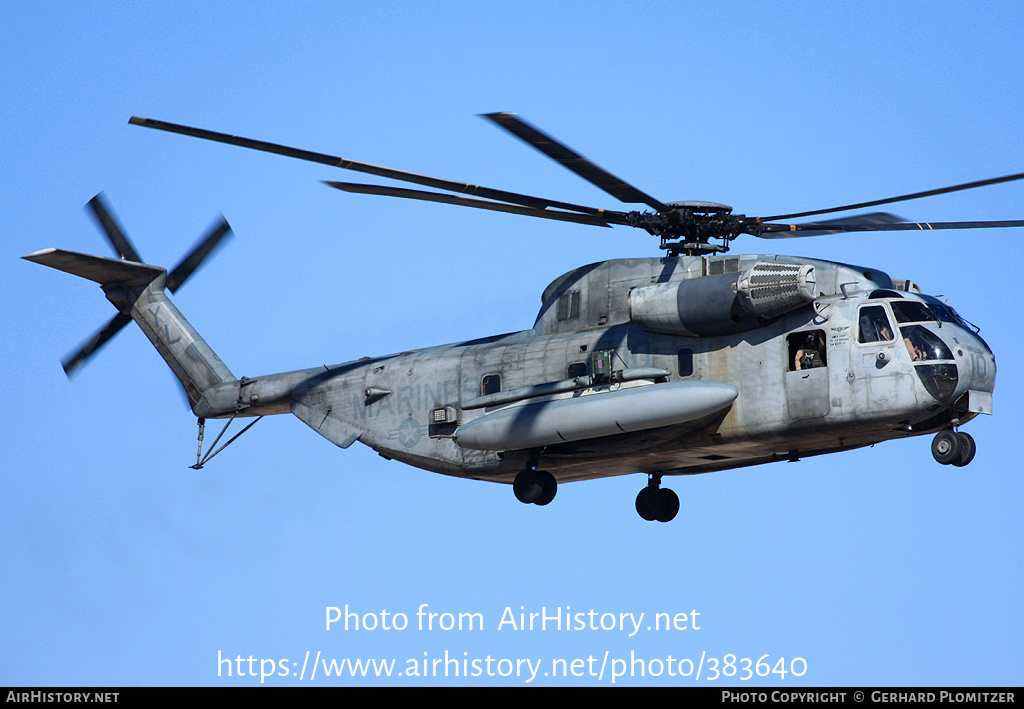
[[129, 116, 605, 217], [323, 181, 620, 227], [86, 193, 142, 262], [756, 170, 1024, 222], [63, 194, 233, 378], [482, 112, 670, 212], [132, 113, 1024, 254], [751, 212, 905, 238], [61, 312, 132, 377], [758, 217, 1024, 236], [166, 217, 233, 293]]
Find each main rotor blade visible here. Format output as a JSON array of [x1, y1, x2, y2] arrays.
[[752, 212, 904, 237], [756, 171, 1024, 222], [86, 193, 142, 262], [323, 181, 621, 227], [61, 312, 132, 377], [129, 116, 605, 216], [757, 217, 1024, 237], [482, 112, 670, 212], [166, 217, 232, 293]]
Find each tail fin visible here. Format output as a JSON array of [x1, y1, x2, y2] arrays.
[[23, 247, 237, 418]]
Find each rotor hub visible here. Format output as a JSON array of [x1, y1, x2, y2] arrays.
[[629, 203, 749, 256]]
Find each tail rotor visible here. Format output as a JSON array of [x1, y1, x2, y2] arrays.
[[61, 193, 232, 377]]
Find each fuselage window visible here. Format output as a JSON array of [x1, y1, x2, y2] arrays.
[[678, 348, 694, 377], [788, 330, 827, 371], [567, 361, 588, 380], [556, 291, 581, 321], [481, 374, 501, 396], [858, 305, 895, 343]]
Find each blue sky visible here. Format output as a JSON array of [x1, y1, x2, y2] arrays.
[[3, 0, 1023, 686]]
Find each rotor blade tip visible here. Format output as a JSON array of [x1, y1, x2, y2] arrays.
[[128, 116, 147, 125]]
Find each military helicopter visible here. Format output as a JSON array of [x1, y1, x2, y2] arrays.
[[24, 113, 1015, 522]]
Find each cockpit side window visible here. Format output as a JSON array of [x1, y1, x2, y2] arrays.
[[858, 305, 895, 343]]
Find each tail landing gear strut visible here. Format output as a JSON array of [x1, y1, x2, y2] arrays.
[[635, 474, 679, 523]]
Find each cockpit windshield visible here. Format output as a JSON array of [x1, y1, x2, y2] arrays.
[[900, 325, 954, 362], [918, 295, 965, 325], [899, 324, 957, 401], [890, 298, 962, 326]]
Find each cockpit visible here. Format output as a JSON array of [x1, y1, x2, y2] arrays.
[[858, 290, 992, 404]]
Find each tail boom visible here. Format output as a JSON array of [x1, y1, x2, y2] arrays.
[[24, 248, 237, 417]]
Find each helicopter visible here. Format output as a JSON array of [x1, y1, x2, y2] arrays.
[[24, 113, 1014, 522]]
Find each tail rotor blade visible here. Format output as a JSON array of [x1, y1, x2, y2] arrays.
[[64, 195, 232, 376], [61, 312, 132, 378], [86, 193, 143, 262], [166, 218, 232, 293]]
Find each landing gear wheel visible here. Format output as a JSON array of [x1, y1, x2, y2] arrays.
[[951, 432, 976, 467], [931, 430, 963, 465], [656, 488, 679, 523], [534, 471, 557, 506], [635, 486, 664, 521], [635, 484, 679, 522], [513, 469, 557, 505]]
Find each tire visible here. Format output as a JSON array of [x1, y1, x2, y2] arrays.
[[635, 486, 665, 521], [513, 469, 543, 504], [931, 430, 963, 465], [656, 488, 679, 523], [952, 432, 976, 467], [534, 471, 557, 506]]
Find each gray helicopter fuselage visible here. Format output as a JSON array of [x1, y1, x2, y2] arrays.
[[214, 253, 994, 485], [26, 115, 1014, 522]]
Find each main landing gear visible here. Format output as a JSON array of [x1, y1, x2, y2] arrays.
[[931, 429, 976, 467], [635, 474, 679, 523], [512, 466, 681, 522], [513, 467, 557, 506]]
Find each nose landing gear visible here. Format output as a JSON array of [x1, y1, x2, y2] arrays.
[[635, 474, 679, 523], [931, 429, 976, 467]]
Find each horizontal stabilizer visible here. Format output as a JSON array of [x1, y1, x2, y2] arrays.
[[23, 248, 164, 285]]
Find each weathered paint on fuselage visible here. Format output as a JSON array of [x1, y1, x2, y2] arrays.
[[228, 254, 995, 486]]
